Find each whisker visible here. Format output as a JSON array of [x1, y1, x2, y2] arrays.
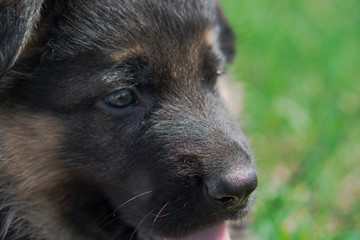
[[92, 216, 120, 234], [128, 210, 155, 240], [87, 190, 152, 240], [161, 201, 188, 236], [152, 202, 169, 225], [115, 191, 153, 211]]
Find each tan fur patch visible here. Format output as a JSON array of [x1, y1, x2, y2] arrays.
[[217, 75, 243, 117], [1, 112, 67, 193], [206, 29, 242, 117], [205, 28, 216, 47], [0, 111, 75, 239], [111, 44, 148, 62], [205, 27, 227, 65]]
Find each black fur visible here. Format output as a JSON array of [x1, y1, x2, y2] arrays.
[[0, 1, 257, 239]]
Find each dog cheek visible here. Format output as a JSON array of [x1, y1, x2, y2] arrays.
[[59, 113, 138, 178], [0, 111, 75, 237], [0, 112, 68, 193], [104, 170, 156, 225]]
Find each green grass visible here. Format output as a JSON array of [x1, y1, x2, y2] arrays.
[[220, 0, 360, 239]]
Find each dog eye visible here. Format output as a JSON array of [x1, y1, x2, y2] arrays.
[[216, 69, 224, 76], [209, 69, 224, 85], [104, 89, 138, 108]]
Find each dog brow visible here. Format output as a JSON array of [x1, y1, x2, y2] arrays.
[[102, 60, 150, 85]]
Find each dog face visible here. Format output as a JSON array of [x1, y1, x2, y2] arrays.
[[0, 1, 257, 239]]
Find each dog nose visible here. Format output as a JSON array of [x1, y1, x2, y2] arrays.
[[204, 169, 257, 208]]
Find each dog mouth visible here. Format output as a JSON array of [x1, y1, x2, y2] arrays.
[[100, 191, 256, 240], [124, 196, 255, 240], [137, 224, 231, 240], [82, 184, 256, 240]]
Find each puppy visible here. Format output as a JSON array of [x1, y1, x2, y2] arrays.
[[0, 0, 257, 239]]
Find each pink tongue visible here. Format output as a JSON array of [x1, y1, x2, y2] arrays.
[[165, 224, 231, 240]]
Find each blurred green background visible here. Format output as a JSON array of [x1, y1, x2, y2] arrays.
[[220, 0, 360, 239]]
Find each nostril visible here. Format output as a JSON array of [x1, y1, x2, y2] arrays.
[[204, 170, 258, 209], [216, 196, 239, 206], [219, 196, 236, 204], [203, 185, 239, 207]]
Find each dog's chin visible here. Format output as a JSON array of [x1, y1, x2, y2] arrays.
[[110, 193, 256, 240], [137, 224, 231, 240]]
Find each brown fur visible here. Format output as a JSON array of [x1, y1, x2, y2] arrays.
[[0, 112, 76, 239]]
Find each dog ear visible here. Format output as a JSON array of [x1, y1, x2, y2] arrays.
[[215, 3, 235, 62], [0, 0, 43, 75]]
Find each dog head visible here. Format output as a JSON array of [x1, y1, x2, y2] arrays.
[[0, 0, 257, 239]]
